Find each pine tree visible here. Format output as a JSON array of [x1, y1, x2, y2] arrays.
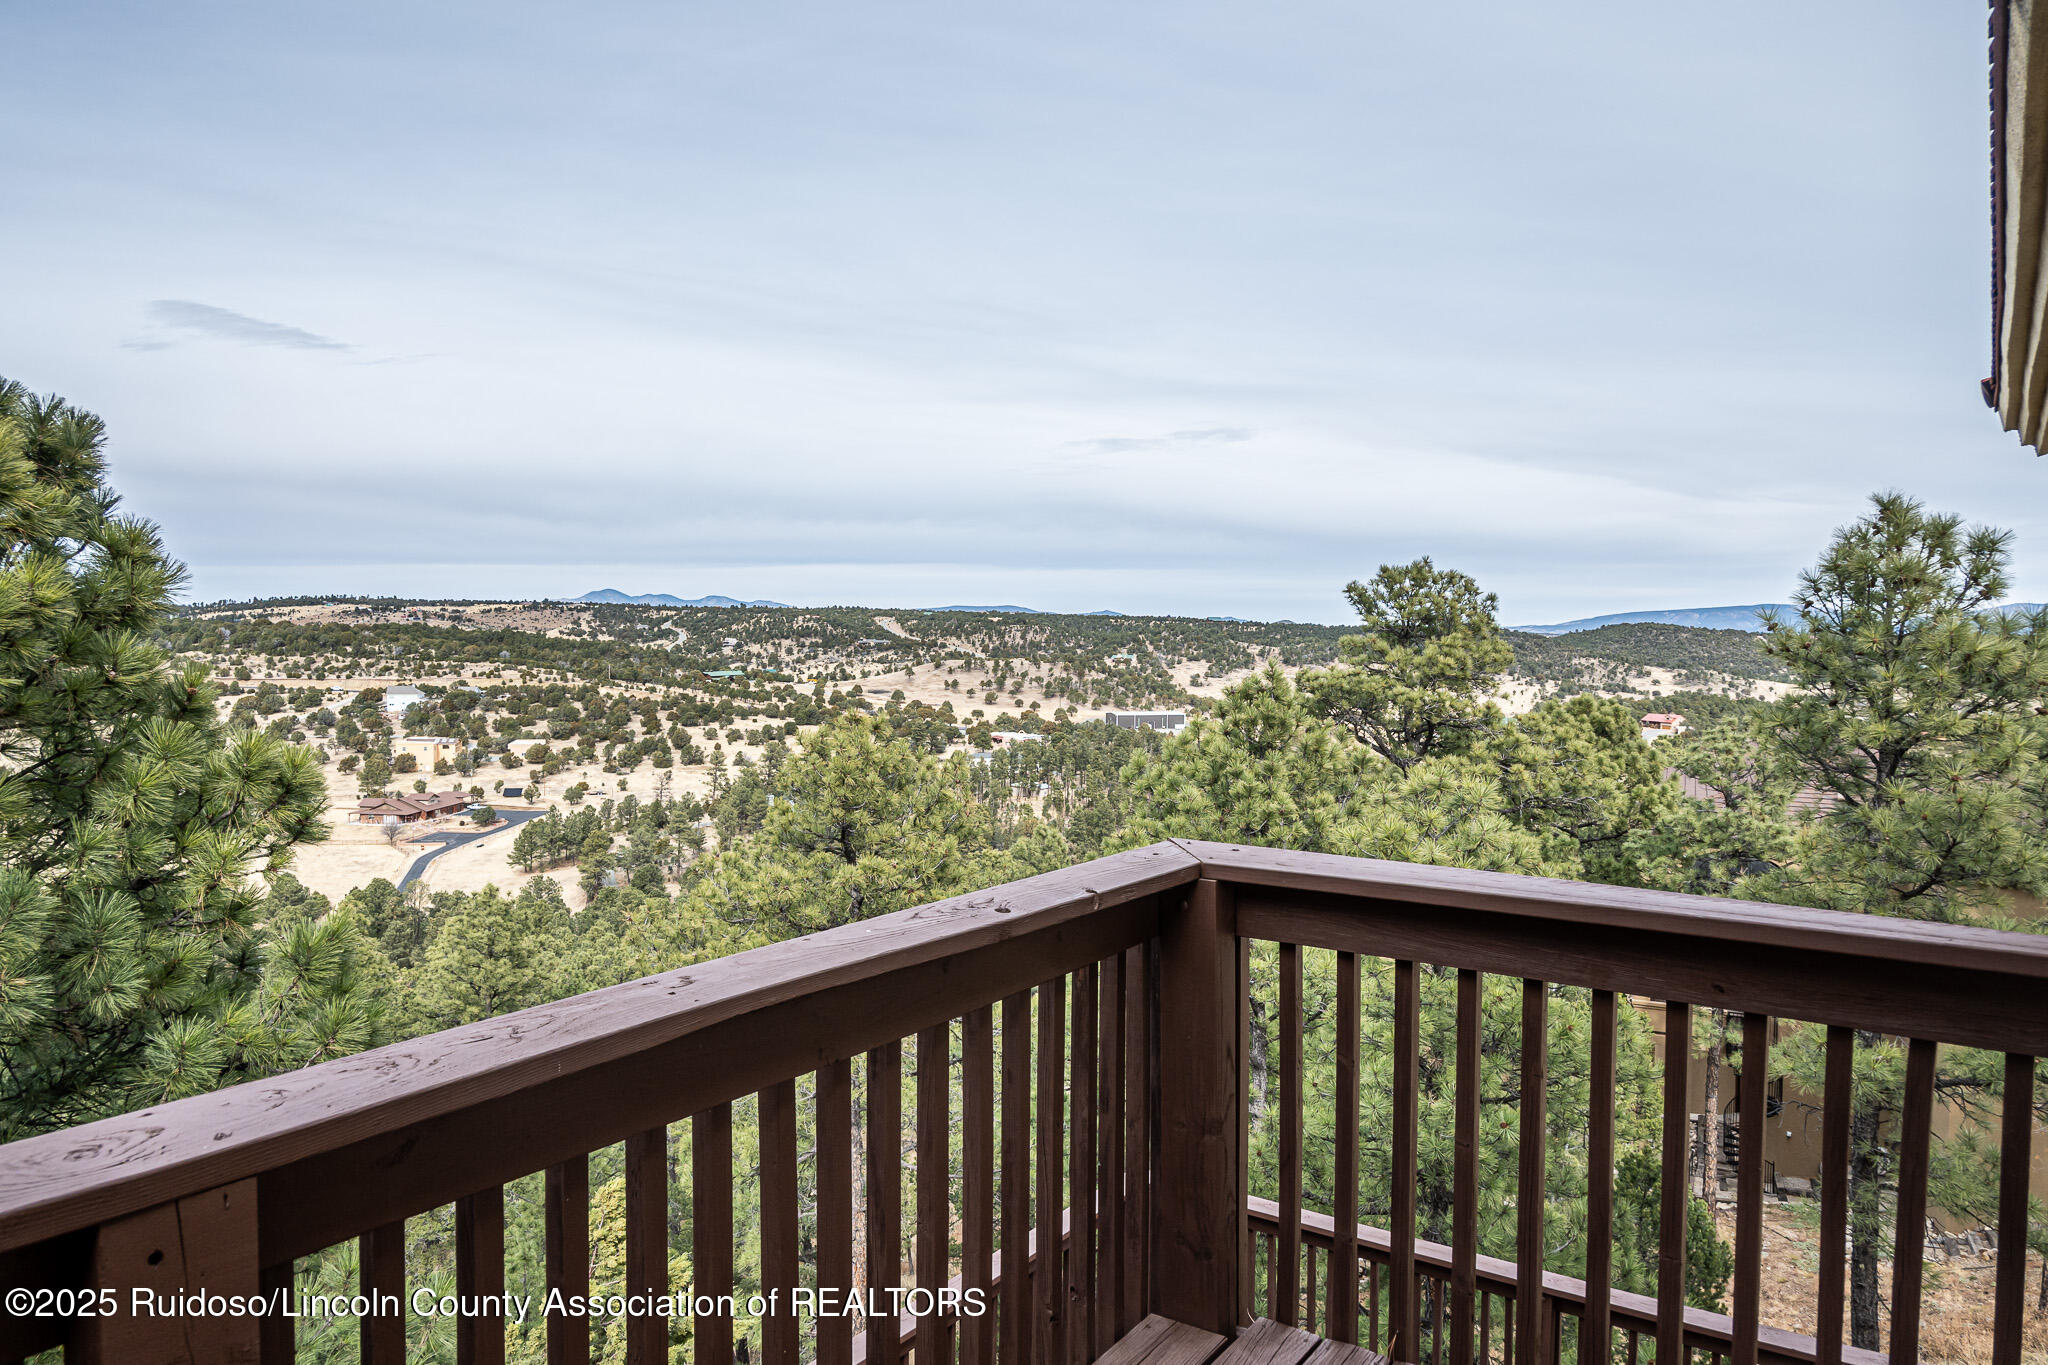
[[1753, 493, 2048, 1348], [0, 379, 381, 1137], [1626, 717, 1799, 898], [1758, 491, 2048, 919], [1490, 694, 1678, 884], [1302, 558, 1515, 771], [400, 880, 576, 1032], [687, 714, 992, 944]]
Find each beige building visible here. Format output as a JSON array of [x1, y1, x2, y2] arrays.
[[398, 735, 465, 770]]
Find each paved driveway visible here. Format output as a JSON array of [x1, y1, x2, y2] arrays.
[[397, 807, 550, 890]]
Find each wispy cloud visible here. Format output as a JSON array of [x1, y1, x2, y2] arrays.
[[128, 299, 351, 352], [1069, 426, 1253, 455]]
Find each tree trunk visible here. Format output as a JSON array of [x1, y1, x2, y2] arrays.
[[1847, 1095, 1887, 1350], [1697, 1010, 1724, 1202]]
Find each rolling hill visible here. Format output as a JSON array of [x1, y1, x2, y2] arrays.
[[1512, 605, 1788, 635], [575, 589, 792, 608], [924, 605, 1044, 614], [1515, 601, 2047, 635]]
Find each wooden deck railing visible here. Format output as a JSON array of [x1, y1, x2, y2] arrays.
[[0, 840, 2042, 1365]]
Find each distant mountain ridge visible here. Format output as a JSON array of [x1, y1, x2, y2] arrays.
[[926, 606, 1130, 616], [1512, 605, 1790, 635], [574, 589, 791, 608], [1515, 602, 2047, 636], [924, 605, 1043, 614]]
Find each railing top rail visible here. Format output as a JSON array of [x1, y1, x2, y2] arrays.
[[0, 842, 1199, 1255], [1176, 839, 2048, 981]]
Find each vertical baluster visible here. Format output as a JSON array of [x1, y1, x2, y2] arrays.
[[457, 1185, 506, 1365], [1279, 941, 1304, 1326], [1731, 1014, 1768, 1365], [1393, 959, 1421, 1364], [1369, 1259, 1381, 1352], [1119, 943, 1150, 1337], [1430, 1276, 1444, 1365], [869, 1041, 905, 1365], [360, 1219, 406, 1365], [820, 1060, 856, 1365], [1656, 1004, 1691, 1365], [1515, 981, 1548, 1365], [1993, 1052, 2036, 1365], [1628, 1328, 1640, 1365], [1888, 1038, 1937, 1365], [1241, 938, 1256, 1322], [1453, 968, 1482, 1365], [918, 1026, 954, 1365], [1480, 1288, 1491, 1365], [545, 1157, 591, 1365], [625, 1127, 668, 1365], [260, 1260, 293, 1365], [1334, 951, 1361, 1344], [1098, 956, 1123, 1355], [1583, 991, 1616, 1365], [695, 1105, 735, 1365], [964, 1008, 996, 1365], [1001, 993, 1033, 1365], [763, 1080, 801, 1365], [1816, 1028, 1851, 1365], [1035, 977, 1066, 1365], [1069, 963, 1097, 1361], [1264, 1231, 1279, 1319], [1305, 1241, 1319, 1334]]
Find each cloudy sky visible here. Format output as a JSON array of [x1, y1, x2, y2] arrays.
[[2, 2, 2033, 623]]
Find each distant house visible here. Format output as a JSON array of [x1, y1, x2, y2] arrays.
[[1104, 710, 1188, 734], [398, 735, 464, 769], [1640, 713, 1687, 740], [702, 669, 747, 680], [352, 791, 471, 824], [382, 684, 426, 714], [990, 731, 1046, 746]]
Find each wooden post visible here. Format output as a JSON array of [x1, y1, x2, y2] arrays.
[[77, 1178, 261, 1365], [1150, 877, 1241, 1334]]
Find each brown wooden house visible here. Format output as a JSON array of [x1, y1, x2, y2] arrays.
[[352, 791, 472, 824]]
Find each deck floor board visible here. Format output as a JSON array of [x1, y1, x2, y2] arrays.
[[1304, 1338, 1391, 1365], [1093, 1313, 1393, 1365], [1096, 1314, 1229, 1365], [1214, 1319, 1325, 1365]]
